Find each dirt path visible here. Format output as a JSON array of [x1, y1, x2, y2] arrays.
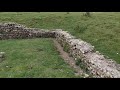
[[53, 39, 88, 77]]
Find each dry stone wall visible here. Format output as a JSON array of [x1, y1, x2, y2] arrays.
[[54, 30, 120, 78], [0, 22, 55, 40], [0, 22, 120, 78]]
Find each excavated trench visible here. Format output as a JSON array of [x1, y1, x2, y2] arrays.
[[53, 39, 89, 77]]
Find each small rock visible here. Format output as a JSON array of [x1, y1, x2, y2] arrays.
[[6, 66, 9, 68], [0, 52, 5, 58], [84, 74, 89, 78], [96, 51, 99, 54]]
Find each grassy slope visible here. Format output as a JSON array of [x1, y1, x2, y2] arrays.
[[0, 12, 119, 63], [0, 38, 78, 78]]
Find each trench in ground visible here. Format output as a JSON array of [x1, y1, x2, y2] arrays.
[[0, 38, 84, 78]]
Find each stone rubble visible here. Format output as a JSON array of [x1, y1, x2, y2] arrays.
[[54, 30, 120, 78], [0, 23, 55, 40]]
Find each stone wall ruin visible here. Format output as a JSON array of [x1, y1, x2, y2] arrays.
[[0, 22, 55, 40], [54, 30, 120, 78], [0, 22, 120, 78]]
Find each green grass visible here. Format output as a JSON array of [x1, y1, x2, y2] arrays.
[[0, 12, 120, 66], [0, 38, 79, 78]]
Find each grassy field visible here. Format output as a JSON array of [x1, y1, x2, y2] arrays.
[[0, 12, 120, 70], [0, 38, 79, 78]]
